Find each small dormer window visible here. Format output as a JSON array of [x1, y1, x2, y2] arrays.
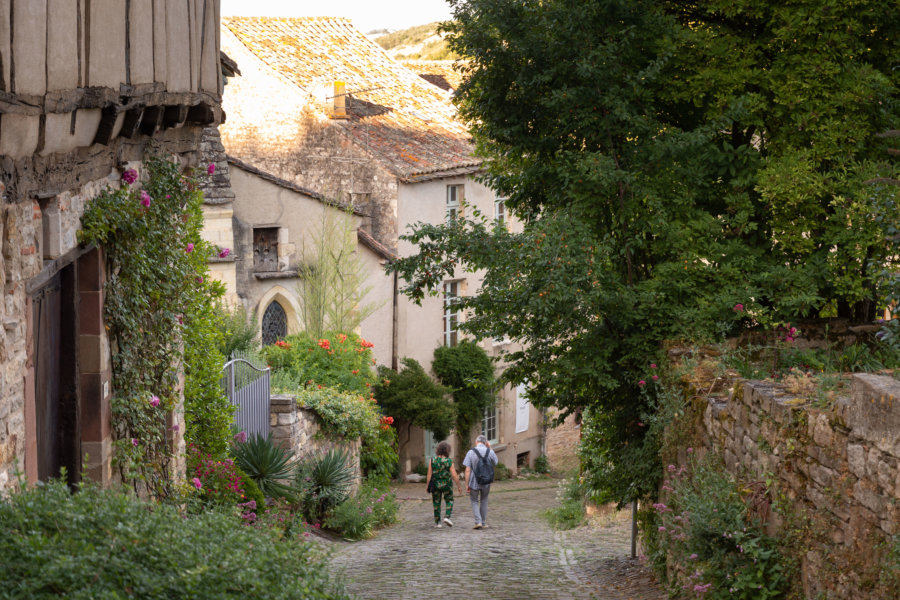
[[494, 199, 506, 228]]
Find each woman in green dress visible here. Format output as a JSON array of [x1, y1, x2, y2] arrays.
[[426, 441, 463, 527]]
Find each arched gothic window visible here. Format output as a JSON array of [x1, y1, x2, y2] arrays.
[[261, 301, 287, 346]]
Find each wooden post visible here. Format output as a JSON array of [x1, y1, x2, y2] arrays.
[[631, 499, 638, 558]]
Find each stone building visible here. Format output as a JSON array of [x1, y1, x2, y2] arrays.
[[0, 0, 223, 494], [216, 16, 546, 473]]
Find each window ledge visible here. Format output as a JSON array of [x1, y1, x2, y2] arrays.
[[490, 443, 507, 453], [253, 270, 299, 280]]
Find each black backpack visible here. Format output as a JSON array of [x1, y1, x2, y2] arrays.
[[472, 447, 494, 485]]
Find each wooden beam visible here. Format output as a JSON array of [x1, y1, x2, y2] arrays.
[[186, 101, 215, 125], [92, 105, 120, 145], [162, 104, 188, 129], [139, 105, 163, 136], [118, 106, 143, 138]]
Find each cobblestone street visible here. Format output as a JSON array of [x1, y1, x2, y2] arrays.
[[330, 480, 666, 600]]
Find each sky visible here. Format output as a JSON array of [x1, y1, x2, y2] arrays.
[[220, 0, 454, 33]]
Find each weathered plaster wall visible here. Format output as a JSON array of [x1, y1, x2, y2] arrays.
[[219, 27, 399, 249], [695, 374, 900, 598], [545, 412, 581, 474], [223, 164, 394, 366], [269, 394, 362, 492]]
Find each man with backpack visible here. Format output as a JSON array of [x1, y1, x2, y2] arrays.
[[463, 434, 499, 529]]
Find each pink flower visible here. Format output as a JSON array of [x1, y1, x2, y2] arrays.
[[733, 303, 744, 312], [689, 553, 698, 560], [192, 477, 202, 489], [218, 247, 231, 259], [207, 163, 216, 174], [638, 380, 646, 386], [234, 431, 247, 444], [652, 375, 659, 381], [687, 447, 694, 453], [121, 169, 138, 184], [166, 194, 171, 199], [650, 363, 657, 369], [139, 190, 152, 207], [196, 276, 204, 283], [131, 438, 139, 447], [658, 526, 666, 532], [149, 395, 160, 408], [185, 243, 194, 253]]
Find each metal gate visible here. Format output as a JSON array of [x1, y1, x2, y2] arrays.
[[220, 353, 270, 438]]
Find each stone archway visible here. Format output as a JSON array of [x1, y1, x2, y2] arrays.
[[255, 286, 302, 344]]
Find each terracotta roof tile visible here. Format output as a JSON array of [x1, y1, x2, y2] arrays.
[[222, 17, 478, 178]]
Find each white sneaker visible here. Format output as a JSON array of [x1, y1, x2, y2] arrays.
[[435, 523, 442, 528], [442, 517, 453, 527]]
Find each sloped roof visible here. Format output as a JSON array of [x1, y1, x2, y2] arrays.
[[221, 17, 480, 178], [357, 228, 398, 262], [401, 60, 465, 92]]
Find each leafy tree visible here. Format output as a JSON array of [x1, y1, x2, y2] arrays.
[[391, 0, 899, 505], [214, 303, 258, 358], [432, 341, 495, 460], [373, 359, 456, 454]]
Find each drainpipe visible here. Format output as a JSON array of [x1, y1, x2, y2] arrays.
[[391, 269, 399, 371]]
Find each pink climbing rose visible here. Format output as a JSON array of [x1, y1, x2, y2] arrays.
[[652, 374, 659, 381], [121, 169, 138, 184], [185, 243, 194, 253], [207, 163, 216, 174], [733, 303, 744, 312], [218, 247, 231, 259], [131, 438, 139, 447], [149, 395, 160, 408], [192, 477, 202, 489], [638, 380, 646, 386], [140, 190, 151, 207]]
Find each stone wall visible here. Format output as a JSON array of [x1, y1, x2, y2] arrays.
[[697, 373, 900, 598], [545, 411, 581, 474], [269, 395, 362, 491]]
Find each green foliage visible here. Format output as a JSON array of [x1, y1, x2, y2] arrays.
[[297, 449, 355, 523], [494, 462, 511, 481], [235, 466, 267, 512], [534, 455, 550, 474], [374, 358, 456, 441], [543, 477, 586, 531], [433, 341, 495, 451], [324, 481, 399, 540], [186, 444, 259, 508], [394, 0, 899, 505], [263, 331, 376, 394], [0, 479, 350, 600], [361, 424, 399, 482], [79, 156, 229, 495], [296, 387, 381, 442], [231, 434, 298, 500], [646, 455, 790, 599], [214, 303, 258, 357], [297, 207, 383, 338]]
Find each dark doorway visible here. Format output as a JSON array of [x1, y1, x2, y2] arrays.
[[32, 263, 80, 485]]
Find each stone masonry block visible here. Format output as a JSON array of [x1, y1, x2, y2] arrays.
[[848, 374, 900, 454]]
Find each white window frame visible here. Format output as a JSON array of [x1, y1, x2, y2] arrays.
[[494, 198, 506, 228], [482, 404, 498, 444], [443, 281, 459, 347], [446, 185, 463, 222]]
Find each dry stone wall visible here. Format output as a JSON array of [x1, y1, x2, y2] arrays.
[[698, 373, 900, 598], [269, 394, 362, 491]]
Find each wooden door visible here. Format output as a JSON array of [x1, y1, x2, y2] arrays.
[[253, 228, 279, 272], [32, 264, 79, 484]]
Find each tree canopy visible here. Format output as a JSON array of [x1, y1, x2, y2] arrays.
[[391, 0, 900, 503], [374, 358, 456, 442]]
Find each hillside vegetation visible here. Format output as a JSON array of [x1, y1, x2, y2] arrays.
[[374, 22, 457, 60]]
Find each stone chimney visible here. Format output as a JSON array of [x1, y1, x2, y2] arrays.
[[331, 81, 349, 119]]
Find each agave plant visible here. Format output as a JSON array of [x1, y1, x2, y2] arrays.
[[297, 448, 354, 522], [231, 433, 297, 500]]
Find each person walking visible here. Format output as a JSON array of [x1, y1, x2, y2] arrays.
[[426, 441, 463, 528], [463, 434, 498, 529]]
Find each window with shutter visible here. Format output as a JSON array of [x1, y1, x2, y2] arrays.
[[253, 227, 279, 272]]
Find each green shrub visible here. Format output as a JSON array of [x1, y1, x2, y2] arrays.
[[231, 433, 298, 500], [235, 466, 267, 511], [543, 477, 586, 530], [215, 303, 258, 357], [374, 358, 455, 441], [361, 423, 399, 482], [297, 449, 355, 523], [263, 331, 376, 394], [534, 455, 550, 474], [412, 462, 428, 477], [187, 445, 257, 508], [296, 387, 380, 441], [647, 454, 790, 599], [495, 462, 511, 480], [0, 479, 349, 600], [324, 481, 399, 540], [432, 341, 495, 459]]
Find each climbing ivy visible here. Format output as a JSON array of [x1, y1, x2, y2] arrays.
[[79, 156, 231, 498]]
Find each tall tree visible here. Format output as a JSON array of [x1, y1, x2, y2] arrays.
[[391, 0, 899, 504]]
